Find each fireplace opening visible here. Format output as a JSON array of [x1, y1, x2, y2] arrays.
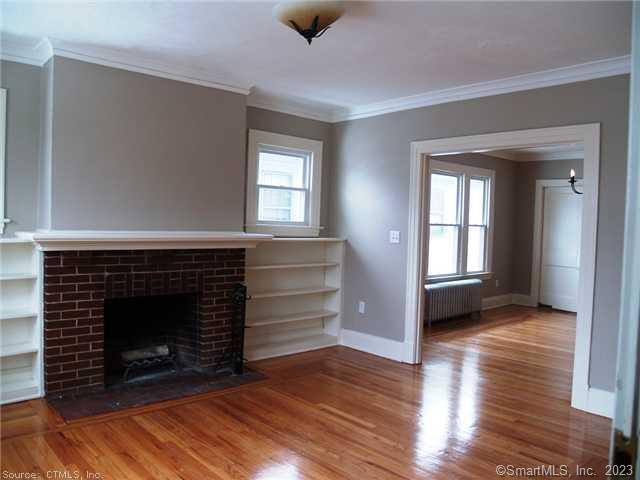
[[104, 293, 199, 385]]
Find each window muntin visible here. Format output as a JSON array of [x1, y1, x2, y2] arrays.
[[427, 161, 494, 278], [256, 149, 310, 224]]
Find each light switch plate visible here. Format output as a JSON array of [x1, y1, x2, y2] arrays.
[[389, 230, 401, 244], [358, 301, 366, 314]]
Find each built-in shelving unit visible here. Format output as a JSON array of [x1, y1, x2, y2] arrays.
[[245, 237, 345, 361], [0, 235, 42, 405]]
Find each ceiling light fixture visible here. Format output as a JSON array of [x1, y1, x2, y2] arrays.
[[273, 1, 345, 45]]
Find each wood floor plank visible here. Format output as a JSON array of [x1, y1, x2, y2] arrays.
[[0, 306, 611, 479]]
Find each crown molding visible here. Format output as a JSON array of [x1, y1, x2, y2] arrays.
[[331, 55, 631, 122], [1, 36, 251, 95], [49, 40, 251, 95], [247, 90, 336, 123], [0, 37, 52, 66], [1, 34, 630, 124]]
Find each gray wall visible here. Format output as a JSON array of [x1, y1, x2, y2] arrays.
[[247, 106, 333, 232], [1, 54, 628, 391], [330, 75, 629, 391], [430, 153, 518, 298], [48, 56, 247, 231], [512, 159, 584, 295], [0, 60, 41, 235]]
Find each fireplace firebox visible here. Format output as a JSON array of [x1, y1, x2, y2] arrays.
[[104, 293, 199, 384], [43, 248, 246, 397]]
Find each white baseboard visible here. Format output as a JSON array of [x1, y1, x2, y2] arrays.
[[482, 294, 513, 310], [339, 328, 405, 362], [482, 293, 538, 310], [583, 387, 615, 418], [512, 293, 538, 307]]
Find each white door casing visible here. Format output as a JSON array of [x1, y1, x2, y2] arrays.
[[406, 124, 600, 416]]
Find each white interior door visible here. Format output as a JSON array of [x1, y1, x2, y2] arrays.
[[539, 185, 582, 312]]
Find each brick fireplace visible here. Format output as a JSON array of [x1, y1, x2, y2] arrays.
[[43, 248, 245, 397]]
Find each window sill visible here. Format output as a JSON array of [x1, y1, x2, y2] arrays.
[[426, 272, 493, 284], [246, 224, 320, 237]]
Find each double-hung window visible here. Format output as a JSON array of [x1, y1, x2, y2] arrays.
[[427, 159, 494, 279], [246, 130, 322, 237]]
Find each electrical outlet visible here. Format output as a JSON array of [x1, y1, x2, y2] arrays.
[[358, 301, 366, 314], [495, 279, 500, 288], [389, 230, 400, 244]]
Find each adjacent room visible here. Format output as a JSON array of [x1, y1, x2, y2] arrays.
[[1, 1, 638, 478]]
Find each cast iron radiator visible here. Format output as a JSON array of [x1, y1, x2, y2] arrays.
[[424, 278, 482, 327]]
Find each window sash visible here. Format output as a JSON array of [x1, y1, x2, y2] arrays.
[[427, 163, 493, 278], [466, 225, 487, 273], [429, 171, 462, 225], [256, 147, 311, 226], [428, 225, 461, 277], [256, 184, 309, 193], [257, 185, 309, 225], [469, 176, 489, 226], [258, 147, 310, 189]]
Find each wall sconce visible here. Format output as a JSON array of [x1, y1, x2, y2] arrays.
[[569, 169, 583, 195]]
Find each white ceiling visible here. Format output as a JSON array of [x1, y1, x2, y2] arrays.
[[1, 1, 632, 121]]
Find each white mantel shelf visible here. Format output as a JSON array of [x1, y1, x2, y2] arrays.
[[25, 231, 274, 251]]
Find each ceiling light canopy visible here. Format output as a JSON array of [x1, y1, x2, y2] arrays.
[[273, 1, 345, 45]]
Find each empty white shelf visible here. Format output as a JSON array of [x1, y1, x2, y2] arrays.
[[247, 309, 338, 328], [247, 262, 339, 271], [0, 342, 38, 358], [0, 273, 37, 281], [250, 286, 339, 299], [0, 379, 39, 404], [246, 334, 338, 361], [0, 307, 38, 321], [270, 237, 346, 243], [0, 237, 34, 244], [245, 237, 344, 361]]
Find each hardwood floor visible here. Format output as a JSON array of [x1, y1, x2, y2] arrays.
[[1, 306, 611, 479]]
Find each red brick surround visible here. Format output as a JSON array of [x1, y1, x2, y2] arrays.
[[43, 249, 245, 396]]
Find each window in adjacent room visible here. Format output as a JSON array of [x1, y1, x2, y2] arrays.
[[246, 130, 322, 236], [427, 159, 495, 279]]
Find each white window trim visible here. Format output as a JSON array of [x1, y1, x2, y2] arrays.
[[427, 159, 495, 280], [0, 88, 8, 234], [246, 129, 322, 237]]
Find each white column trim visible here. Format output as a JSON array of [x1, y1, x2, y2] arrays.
[[0, 89, 8, 234]]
